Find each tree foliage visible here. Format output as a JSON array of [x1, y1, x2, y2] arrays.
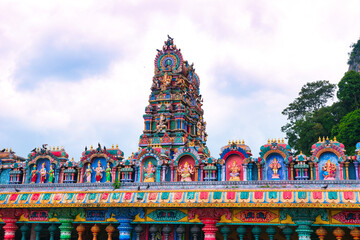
[[348, 39, 360, 68], [337, 70, 360, 112], [336, 109, 360, 155]]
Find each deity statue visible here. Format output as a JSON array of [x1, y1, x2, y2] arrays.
[[40, 163, 47, 183], [31, 165, 38, 183], [143, 161, 155, 182], [85, 164, 92, 183], [269, 158, 281, 179], [322, 159, 336, 180], [48, 164, 54, 183], [105, 162, 112, 182], [228, 160, 241, 181], [179, 161, 194, 182], [160, 72, 172, 91], [93, 161, 104, 183], [155, 114, 167, 133], [196, 121, 202, 137]]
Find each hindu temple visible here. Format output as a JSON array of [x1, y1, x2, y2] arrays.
[[1, 36, 360, 240]]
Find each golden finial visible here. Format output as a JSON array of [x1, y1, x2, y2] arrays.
[[112, 144, 114, 149], [267, 139, 270, 144], [334, 136, 337, 142], [9, 148, 12, 152], [300, 151, 303, 155], [326, 136, 329, 140], [91, 145, 93, 150], [278, 138, 281, 143], [57, 146, 59, 151], [228, 140, 231, 145], [318, 137, 321, 142], [235, 140, 238, 144], [281, 138, 284, 143], [52, 146, 55, 151], [271, 138, 274, 143], [37, 148, 39, 152], [322, 137, 325, 142], [71, 157, 74, 161], [116, 144, 118, 149], [242, 140, 245, 144]]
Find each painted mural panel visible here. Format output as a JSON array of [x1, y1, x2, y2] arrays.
[[319, 152, 339, 180], [29, 158, 53, 183], [266, 153, 285, 180], [225, 154, 243, 181], [0, 169, 10, 184]]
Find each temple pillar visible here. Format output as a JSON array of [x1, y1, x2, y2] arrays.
[[20, 225, 30, 240], [280, 209, 327, 240], [256, 163, 261, 180], [106, 207, 144, 240], [162, 225, 172, 240], [248, 163, 253, 180], [80, 168, 85, 183], [59, 168, 64, 183], [315, 226, 327, 240], [112, 168, 116, 182], [170, 165, 174, 182], [156, 165, 161, 182], [315, 163, 319, 180], [339, 163, 344, 180], [252, 226, 262, 240], [200, 165, 204, 181], [134, 224, 143, 240], [162, 165, 167, 181], [91, 224, 100, 240], [266, 226, 276, 240], [49, 208, 85, 239], [242, 163, 247, 181], [176, 225, 185, 239], [34, 224, 42, 240], [282, 226, 293, 240], [190, 225, 201, 240], [290, 162, 294, 180], [354, 161, 359, 180], [284, 164, 289, 180], [189, 208, 231, 240], [333, 227, 345, 240], [309, 162, 314, 180], [0, 209, 28, 240], [76, 224, 85, 240], [134, 166, 139, 182], [350, 227, 360, 240], [77, 168, 81, 183], [345, 162, 349, 180], [55, 168, 59, 183], [236, 226, 246, 240], [220, 226, 230, 240]]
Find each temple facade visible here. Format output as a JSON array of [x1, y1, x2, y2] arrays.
[[1, 37, 360, 240]]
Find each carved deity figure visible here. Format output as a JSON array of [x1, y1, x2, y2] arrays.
[[160, 72, 172, 91], [85, 164, 92, 183], [48, 164, 54, 183], [143, 161, 155, 182], [40, 163, 47, 183], [179, 161, 194, 182], [269, 158, 281, 179], [31, 165, 38, 183], [155, 114, 167, 133], [105, 162, 111, 182], [228, 160, 241, 181], [322, 159, 336, 180], [93, 161, 104, 183]]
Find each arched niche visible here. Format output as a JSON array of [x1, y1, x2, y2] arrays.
[[29, 158, 53, 183], [177, 155, 196, 182], [266, 153, 285, 180], [85, 157, 112, 183], [348, 162, 356, 180], [0, 169, 11, 184], [141, 157, 157, 182], [318, 152, 339, 180], [225, 154, 244, 181]]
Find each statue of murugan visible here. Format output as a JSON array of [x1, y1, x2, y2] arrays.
[[228, 161, 241, 181], [179, 161, 194, 182], [269, 158, 281, 179]]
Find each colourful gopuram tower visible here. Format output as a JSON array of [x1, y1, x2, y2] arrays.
[[1, 37, 360, 240]]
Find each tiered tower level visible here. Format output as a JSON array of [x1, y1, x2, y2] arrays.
[[1, 37, 360, 239]]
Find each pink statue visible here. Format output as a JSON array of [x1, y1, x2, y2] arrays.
[[92, 161, 104, 183], [143, 161, 155, 182], [40, 163, 47, 183], [228, 161, 241, 181], [269, 158, 281, 179], [179, 162, 194, 182], [322, 159, 336, 180]]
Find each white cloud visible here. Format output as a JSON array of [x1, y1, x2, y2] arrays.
[[0, 0, 360, 158]]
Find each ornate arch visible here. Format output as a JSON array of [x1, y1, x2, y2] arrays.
[[263, 150, 287, 161], [173, 148, 200, 166]]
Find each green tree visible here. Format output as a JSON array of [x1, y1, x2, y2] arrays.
[[281, 80, 336, 154], [337, 70, 360, 112], [348, 38, 360, 71], [336, 109, 360, 155]]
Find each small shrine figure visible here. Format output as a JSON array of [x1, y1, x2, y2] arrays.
[[85, 164, 92, 183], [322, 159, 336, 180], [160, 72, 172, 91], [179, 161, 194, 182], [155, 114, 167, 133], [269, 158, 281, 179], [143, 161, 155, 182], [105, 162, 112, 182], [93, 161, 104, 183], [228, 161, 241, 181], [40, 163, 47, 183], [31, 165, 38, 183], [48, 164, 54, 183]]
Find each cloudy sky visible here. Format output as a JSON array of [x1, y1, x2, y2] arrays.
[[1, 0, 359, 160]]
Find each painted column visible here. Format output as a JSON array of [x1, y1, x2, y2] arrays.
[[282, 226, 293, 240], [236, 226, 246, 240], [156, 165, 161, 182], [48, 208, 85, 240], [354, 161, 359, 180], [315, 163, 319, 180], [76, 224, 85, 240], [242, 163, 247, 181], [266, 226, 276, 240], [189, 208, 231, 240], [55, 168, 59, 183], [0, 209, 28, 240], [220, 226, 230, 240], [170, 165, 174, 182], [248, 163, 253, 180], [296, 222, 313, 240], [345, 162, 349, 180], [221, 164, 226, 181], [284, 164, 289, 180], [106, 207, 145, 240], [309, 162, 314, 180], [162, 165, 167, 181], [34, 224, 42, 240], [339, 163, 344, 180], [20, 225, 30, 240], [91, 224, 100, 240]]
